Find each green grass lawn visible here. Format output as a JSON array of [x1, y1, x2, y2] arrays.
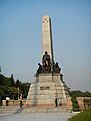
[[68, 108, 91, 121]]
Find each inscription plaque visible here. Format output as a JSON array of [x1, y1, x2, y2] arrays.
[[40, 86, 50, 90]]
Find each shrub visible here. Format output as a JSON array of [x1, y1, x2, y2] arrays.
[[71, 96, 79, 111]]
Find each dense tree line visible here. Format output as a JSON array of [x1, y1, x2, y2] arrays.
[[0, 73, 31, 100], [70, 90, 91, 97]]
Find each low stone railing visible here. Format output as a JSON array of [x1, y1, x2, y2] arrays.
[[2, 99, 26, 106]]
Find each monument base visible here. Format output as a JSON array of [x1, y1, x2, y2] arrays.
[[27, 73, 72, 110]]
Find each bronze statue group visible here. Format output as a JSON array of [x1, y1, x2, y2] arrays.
[[36, 51, 61, 74]]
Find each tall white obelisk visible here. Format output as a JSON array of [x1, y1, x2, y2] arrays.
[[42, 15, 54, 64]]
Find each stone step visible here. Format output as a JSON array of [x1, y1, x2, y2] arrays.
[[22, 106, 69, 113], [0, 106, 69, 115], [0, 106, 21, 115]]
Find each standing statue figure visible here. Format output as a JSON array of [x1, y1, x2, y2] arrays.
[[42, 51, 51, 72]]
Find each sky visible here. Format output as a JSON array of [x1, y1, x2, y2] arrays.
[[0, 0, 91, 91]]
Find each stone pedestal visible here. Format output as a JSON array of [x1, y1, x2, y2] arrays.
[[27, 73, 71, 108]]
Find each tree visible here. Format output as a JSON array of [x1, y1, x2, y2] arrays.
[[10, 74, 15, 86], [0, 72, 31, 100], [71, 96, 80, 111], [0, 74, 4, 85], [15, 79, 20, 88], [22, 82, 30, 98], [0, 66, 1, 75]]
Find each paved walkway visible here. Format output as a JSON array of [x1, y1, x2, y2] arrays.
[[0, 112, 71, 121]]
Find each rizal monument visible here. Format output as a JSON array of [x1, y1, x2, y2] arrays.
[[26, 15, 72, 110]]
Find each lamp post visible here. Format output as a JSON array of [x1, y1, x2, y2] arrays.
[[12, 94, 14, 106], [18, 87, 19, 100]]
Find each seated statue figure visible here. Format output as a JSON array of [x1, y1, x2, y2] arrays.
[[36, 63, 43, 74], [53, 62, 61, 73], [42, 51, 51, 72]]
